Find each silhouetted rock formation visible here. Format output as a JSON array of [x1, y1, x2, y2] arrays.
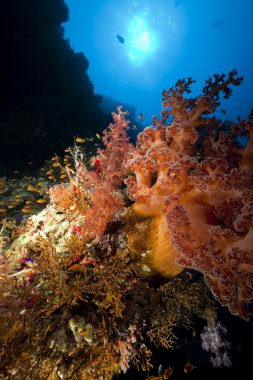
[[0, 0, 110, 172]]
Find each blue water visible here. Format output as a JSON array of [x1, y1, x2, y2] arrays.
[[63, 0, 253, 125]]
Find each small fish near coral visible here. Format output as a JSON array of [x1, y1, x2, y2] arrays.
[[147, 365, 174, 379], [138, 112, 144, 121], [183, 361, 196, 374]]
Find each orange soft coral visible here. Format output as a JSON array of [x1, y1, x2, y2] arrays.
[[124, 70, 253, 319]]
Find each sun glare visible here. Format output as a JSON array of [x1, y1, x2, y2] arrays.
[[128, 16, 158, 64]]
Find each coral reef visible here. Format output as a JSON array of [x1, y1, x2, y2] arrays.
[[0, 70, 252, 379]]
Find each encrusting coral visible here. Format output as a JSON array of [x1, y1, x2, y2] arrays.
[[0, 70, 252, 379]]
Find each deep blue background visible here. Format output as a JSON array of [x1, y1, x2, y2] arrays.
[[64, 0, 253, 125]]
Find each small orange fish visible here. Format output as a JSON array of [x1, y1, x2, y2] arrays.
[[64, 148, 71, 152], [68, 264, 82, 271], [183, 361, 196, 374], [27, 185, 37, 191], [60, 174, 67, 179], [36, 199, 47, 204], [138, 112, 143, 121], [51, 156, 59, 161], [14, 198, 22, 204], [48, 175, 55, 180], [76, 137, 86, 143], [22, 206, 33, 213], [163, 367, 173, 379], [52, 162, 60, 167], [79, 330, 88, 335], [46, 170, 54, 175], [37, 181, 44, 186], [7, 204, 16, 209]]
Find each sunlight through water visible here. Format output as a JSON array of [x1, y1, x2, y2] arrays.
[[128, 16, 158, 64]]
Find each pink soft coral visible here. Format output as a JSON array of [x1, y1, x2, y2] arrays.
[[64, 106, 133, 240], [81, 106, 133, 239]]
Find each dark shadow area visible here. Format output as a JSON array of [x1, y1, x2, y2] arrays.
[[0, 0, 111, 173]]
